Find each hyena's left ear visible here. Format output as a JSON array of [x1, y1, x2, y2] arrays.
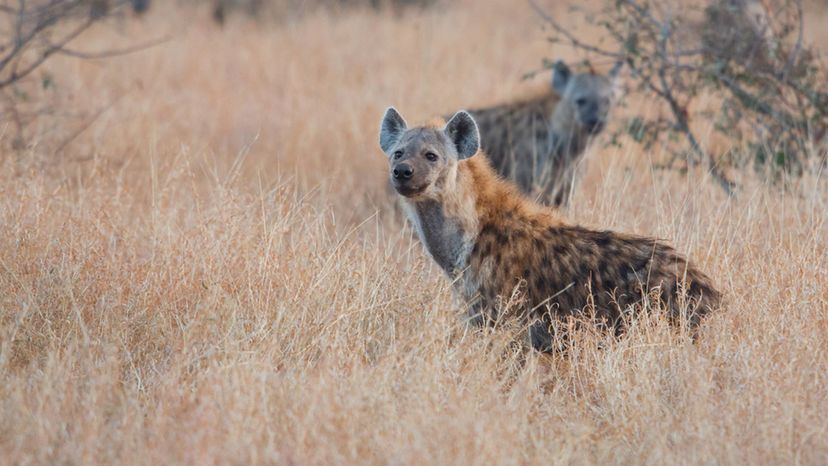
[[380, 107, 408, 154], [444, 111, 480, 160], [551, 60, 572, 95]]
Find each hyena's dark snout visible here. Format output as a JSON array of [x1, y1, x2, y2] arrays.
[[581, 102, 609, 134], [392, 163, 414, 181], [390, 161, 426, 197], [584, 117, 605, 134]]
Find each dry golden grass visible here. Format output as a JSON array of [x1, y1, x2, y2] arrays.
[[1, 1, 827, 464]]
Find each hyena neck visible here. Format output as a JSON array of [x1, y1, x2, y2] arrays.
[[404, 169, 489, 323], [403, 200, 470, 277], [401, 171, 479, 277], [553, 129, 589, 160], [550, 106, 589, 160], [402, 156, 554, 277]]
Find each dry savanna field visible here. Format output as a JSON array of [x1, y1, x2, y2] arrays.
[[1, 1, 827, 464]]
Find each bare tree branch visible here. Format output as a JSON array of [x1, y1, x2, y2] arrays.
[[0, 18, 94, 88], [0, 0, 162, 150], [57, 34, 172, 60], [527, 0, 623, 60]]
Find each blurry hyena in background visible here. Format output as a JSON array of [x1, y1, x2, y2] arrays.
[[468, 60, 623, 207]]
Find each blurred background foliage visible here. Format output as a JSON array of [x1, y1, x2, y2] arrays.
[[1, 0, 826, 190]]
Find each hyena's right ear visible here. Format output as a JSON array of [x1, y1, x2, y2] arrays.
[[379, 107, 407, 154], [551, 60, 571, 95], [608, 60, 625, 100]]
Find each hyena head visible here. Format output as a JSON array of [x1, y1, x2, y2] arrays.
[[551, 60, 623, 135], [379, 108, 480, 199]]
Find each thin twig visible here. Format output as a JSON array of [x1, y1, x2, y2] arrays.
[[0, 19, 94, 88], [528, 0, 623, 59], [57, 35, 172, 60]]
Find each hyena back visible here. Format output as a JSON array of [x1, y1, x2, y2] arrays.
[[468, 60, 622, 207], [379, 108, 721, 351]]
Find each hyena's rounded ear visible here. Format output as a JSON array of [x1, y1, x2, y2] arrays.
[[551, 60, 571, 95], [608, 60, 623, 78], [444, 110, 479, 160], [379, 107, 407, 154], [608, 61, 625, 99]]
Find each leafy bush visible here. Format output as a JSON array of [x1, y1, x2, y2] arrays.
[[533, 0, 828, 192]]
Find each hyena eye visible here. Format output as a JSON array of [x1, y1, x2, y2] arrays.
[[575, 98, 588, 107], [425, 152, 438, 162], [393, 150, 403, 159]]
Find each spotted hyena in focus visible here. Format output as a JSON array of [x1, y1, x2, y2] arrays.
[[467, 60, 623, 207], [379, 107, 720, 351]]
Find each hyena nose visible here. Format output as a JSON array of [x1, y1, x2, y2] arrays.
[[393, 163, 413, 180]]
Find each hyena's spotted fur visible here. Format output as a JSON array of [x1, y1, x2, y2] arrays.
[[379, 108, 721, 351], [468, 60, 622, 207]]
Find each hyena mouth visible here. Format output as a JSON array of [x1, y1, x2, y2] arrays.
[[587, 121, 606, 134], [393, 183, 427, 197]]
